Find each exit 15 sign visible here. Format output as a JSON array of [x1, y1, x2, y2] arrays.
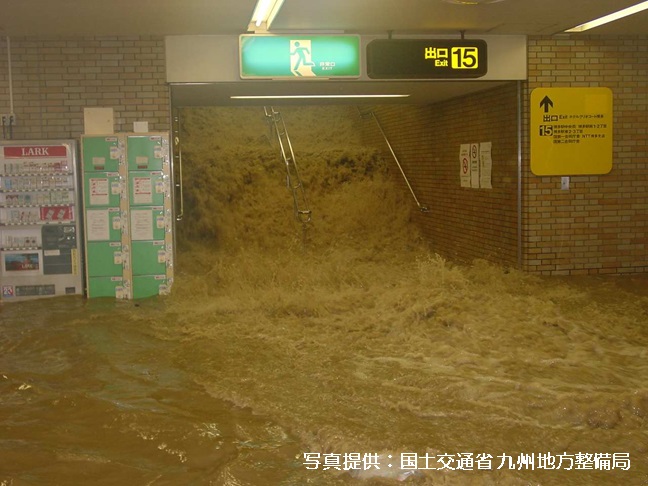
[[366, 39, 488, 79]]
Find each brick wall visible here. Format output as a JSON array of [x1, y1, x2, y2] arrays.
[[0, 36, 169, 140], [361, 82, 520, 268], [362, 36, 647, 276], [524, 35, 648, 275]]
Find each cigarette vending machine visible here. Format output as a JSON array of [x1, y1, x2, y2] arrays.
[[81, 133, 174, 299], [0, 140, 83, 302]]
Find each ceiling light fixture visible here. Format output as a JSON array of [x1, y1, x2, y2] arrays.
[[565, 0, 648, 32], [231, 94, 411, 100], [249, 0, 286, 32]]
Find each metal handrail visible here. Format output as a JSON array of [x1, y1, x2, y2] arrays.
[[359, 108, 428, 212], [172, 111, 184, 221], [264, 106, 312, 225]]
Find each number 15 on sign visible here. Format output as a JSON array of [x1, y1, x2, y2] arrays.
[[539, 125, 553, 137], [452, 47, 479, 69]]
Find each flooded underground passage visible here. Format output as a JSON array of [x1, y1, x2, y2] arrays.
[[1, 106, 647, 485]]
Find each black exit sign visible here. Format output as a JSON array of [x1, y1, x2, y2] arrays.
[[367, 39, 488, 79]]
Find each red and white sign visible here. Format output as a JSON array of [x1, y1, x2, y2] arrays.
[[3, 146, 68, 158]]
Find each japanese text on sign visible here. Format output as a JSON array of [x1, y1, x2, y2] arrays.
[[303, 451, 631, 472], [530, 87, 613, 175], [424, 47, 480, 69], [367, 39, 487, 79]]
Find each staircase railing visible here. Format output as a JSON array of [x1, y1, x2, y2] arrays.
[[359, 108, 429, 213], [264, 107, 313, 226]]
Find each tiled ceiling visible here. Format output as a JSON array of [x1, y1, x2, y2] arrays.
[[1, 0, 645, 106], [0, 0, 646, 36]]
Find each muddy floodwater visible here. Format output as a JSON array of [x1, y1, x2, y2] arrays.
[[1, 106, 647, 485]]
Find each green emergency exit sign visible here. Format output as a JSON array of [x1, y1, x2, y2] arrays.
[[239, 35, 360, 79]]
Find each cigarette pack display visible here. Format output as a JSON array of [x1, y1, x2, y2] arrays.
[[0, 141, 83, 302]]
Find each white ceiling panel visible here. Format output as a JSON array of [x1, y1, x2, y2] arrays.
[[0, 0, 646, 36]]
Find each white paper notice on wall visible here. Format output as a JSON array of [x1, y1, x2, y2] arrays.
[[89, 178, 109, 206], [470, 143, 480, 188], [480, 142, 493, 189], [86, 209, 110, 241], [459, 144, 471, 188], [131, 209, 154, 241], [133, 177, 153, 205]]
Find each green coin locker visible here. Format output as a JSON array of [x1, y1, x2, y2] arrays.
[[84, 172, 122, 208], [86, 241, 124, 277], [127, 135, 167, 171], [129, 171, 166, 207], [132, 275, 170, 299], [82, 132, 173, 300], [88, 276, 127, 298], [132, 240, 167, 276], [82, 136, 122, 173]]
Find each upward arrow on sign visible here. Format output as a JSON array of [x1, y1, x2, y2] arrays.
[[540, 96, 554, 113]]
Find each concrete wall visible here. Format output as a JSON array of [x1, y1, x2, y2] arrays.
[[0, 36, 169, 140]]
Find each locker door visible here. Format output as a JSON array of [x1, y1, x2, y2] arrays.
[[130, 207, 166, 242], [82, 136, 122, 173], [129, 171, 166, 207], [127, 135, 167, 171], [85, 208, 123, 242], [132, 275, 170, 299], [88, 276, 127, 298], [131, 240, 167, 276], [84, 173, 122, 208], [86, 242, 124, 277]]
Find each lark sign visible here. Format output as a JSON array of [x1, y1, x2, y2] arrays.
[[3, 145, 68, 158], [530, 87, 613, 176]]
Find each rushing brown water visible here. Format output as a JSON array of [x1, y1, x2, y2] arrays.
[[1, 106, 647, 485], [0, 297, 303, 485]]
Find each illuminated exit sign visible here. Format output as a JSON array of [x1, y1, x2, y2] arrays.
[[367, 39, 488, 79], [239, 35, 360, 79]]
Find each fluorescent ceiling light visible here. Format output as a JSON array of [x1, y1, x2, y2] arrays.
[[231, 94, 411, 100], [249, 0, 285, 31], [565, 1, 648, 32]]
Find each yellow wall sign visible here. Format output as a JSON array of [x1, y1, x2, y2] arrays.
[[530, 87, 613, 176]]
